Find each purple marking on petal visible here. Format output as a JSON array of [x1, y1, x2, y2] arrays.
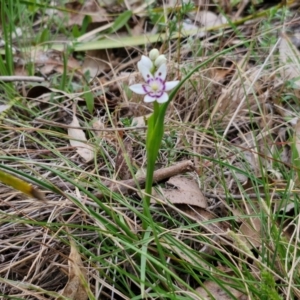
[[155, 64, 167, 80], [148, 90, 164, 97], [155, 77, 164, 85], [143, 84, 153, 94], [147, 78, 154, 84], [139, 63, 154, 82]]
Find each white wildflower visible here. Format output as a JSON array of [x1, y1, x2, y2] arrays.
[[129, 55, 179, 104]]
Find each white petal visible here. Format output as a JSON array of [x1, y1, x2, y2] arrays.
[[138, 56, 153, 72], [144, 94, 156, 103], [156, 92, 169, 103], [138, 63, 154, 82], [154, 63, 167, 80], [129, 84, 146, 95], [165, 80, 180, 91]]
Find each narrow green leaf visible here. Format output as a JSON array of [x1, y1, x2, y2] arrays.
[[72, 25, 81, 38], [38, 27, 50, 43], [81, 15, 92, 35], [109, 10, 132, 34], [83, 87, 94, 114]]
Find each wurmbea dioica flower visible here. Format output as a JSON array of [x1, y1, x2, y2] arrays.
[[129, 54, 179, 104], [130, 49, 180, 230]]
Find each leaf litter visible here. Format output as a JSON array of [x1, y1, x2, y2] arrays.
[[1, 0, 300, 299], [153, 175, 207, 208], [68, 113, 94, 162], [58, 239, 89, 300]]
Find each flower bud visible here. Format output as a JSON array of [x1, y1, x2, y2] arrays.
[[154, 55, 167, 67], [149, 49, 160, 61]]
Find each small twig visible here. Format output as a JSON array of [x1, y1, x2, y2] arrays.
[[95, 160, 195, 199], [0, 76, 45, 82]]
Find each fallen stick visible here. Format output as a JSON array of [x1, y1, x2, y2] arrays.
[[95, 160, 195, 199]]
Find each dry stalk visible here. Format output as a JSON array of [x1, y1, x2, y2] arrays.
[[95, 160, 195, 199]]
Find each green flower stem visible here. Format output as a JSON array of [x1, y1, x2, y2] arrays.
[[143, 42, 246, 230], [143, 101, 162, 228], [142, 101, 170, 292]]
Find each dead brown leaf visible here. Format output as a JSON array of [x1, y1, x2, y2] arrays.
[[92, 118, 119, 144], [238, 217, 262, 248], [194, 272, 247, 300], [82, 49, 110, 79], [210, 66, 234, 83], [131, 114, 150, 127], [180, 205, 230, 235], [68, 115, 94, 162], [28, 49, 81, 77], [58, 240, 89, 300], [153, 176, 207, 208], [61, 0, 110, 26]]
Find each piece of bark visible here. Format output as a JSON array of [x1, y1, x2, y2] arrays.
[[95, 160, 195, 199]]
